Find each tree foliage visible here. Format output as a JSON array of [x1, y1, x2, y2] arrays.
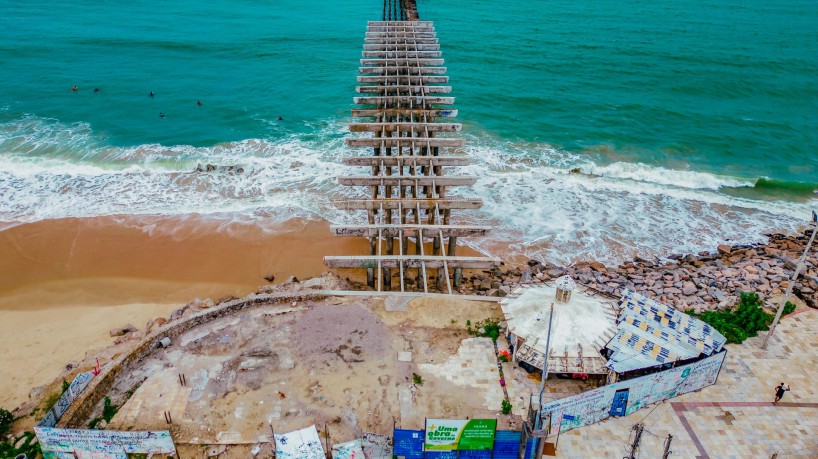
[[0, 408, 12, 436]]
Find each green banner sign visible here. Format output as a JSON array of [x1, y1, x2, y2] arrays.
[[424, 418, 496, 451]]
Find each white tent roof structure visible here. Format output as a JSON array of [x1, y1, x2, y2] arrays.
[[500, 285, 618, 374], [604, 289, 727, 374]]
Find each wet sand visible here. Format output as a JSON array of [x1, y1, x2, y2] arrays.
[[0, 214, 371, 409]]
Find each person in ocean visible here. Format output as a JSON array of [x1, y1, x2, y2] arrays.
[[197, 100, 202, 106], [70, 85, 78, 92], [93, 88, 100, 93], [159, 112, 165, 118], [150, 91, 154, 97]]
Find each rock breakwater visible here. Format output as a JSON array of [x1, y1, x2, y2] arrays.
[[460, 230, 818, 311]]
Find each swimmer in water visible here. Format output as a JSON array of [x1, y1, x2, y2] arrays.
[[159, 112, 165, 118], [150, 91, 154, 97], [70, 86, 78, 92], [197, 100, 202, 106], [277, 116, 283, 121], [93, 88, 100, 93]]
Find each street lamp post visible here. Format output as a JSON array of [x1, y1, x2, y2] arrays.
[[761, 211, 818, 350], [531, 303, 555, 459]]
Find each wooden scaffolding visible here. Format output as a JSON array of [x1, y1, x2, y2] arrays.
[[324, 19, 500, 293]]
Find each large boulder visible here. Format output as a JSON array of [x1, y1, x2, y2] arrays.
[[302, 278, 324, 290], [110, 324, 137, 337], [717, 244, 732, 255]]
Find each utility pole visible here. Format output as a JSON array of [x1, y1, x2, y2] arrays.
[[761, 211, 817, 349], [531, 303, 555, 459], [662, 433, 673, 458], [624, 423, 644, 459]]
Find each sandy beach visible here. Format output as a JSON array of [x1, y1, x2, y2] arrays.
[[0, 214, 373, 410]]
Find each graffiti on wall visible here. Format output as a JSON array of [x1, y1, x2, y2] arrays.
[[541, 350, 726, 432], [38, 372, 96, 428]]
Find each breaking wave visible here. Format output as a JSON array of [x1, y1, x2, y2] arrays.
[[0, 115, 814, 264]]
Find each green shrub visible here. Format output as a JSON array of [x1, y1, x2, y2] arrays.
[[783, 301, 796, 316], [0, 408, 12, 436], [88, 397, 119, 429], [102, 396, 118, 422], [501, 400, 512, 415], [467, 318, 502, 342], [688, 292, 773, 344], [0, 432, 41, 459], [412, 373, 423, 386], [62, 379, 70, 394]]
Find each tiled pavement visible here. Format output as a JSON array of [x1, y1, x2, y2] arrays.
[[418, 337, 506, 411], [554, 309, 818, 458]]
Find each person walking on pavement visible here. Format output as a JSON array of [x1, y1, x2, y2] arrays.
[[774, 382, 790, 403]]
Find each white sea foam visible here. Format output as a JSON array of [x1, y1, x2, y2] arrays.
[[0, 116, 814, 264], [579, 161, 754, 190]]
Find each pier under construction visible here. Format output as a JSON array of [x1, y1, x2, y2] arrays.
[[324, 2, 500, 293]]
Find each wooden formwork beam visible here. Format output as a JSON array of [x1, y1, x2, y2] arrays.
[[361, 58, 444, 66], [349, 122, 461, 133], [367, 26, 435, 31], [345, 137, 464, 148], [361, 51, 442, 58], [342, 156, 470, 166], [364, 32, 437, 39], [337, 176, 476, 186], [356, 85, 451, 94], [334, 198, 482, 210], [366, 25, 435, 29], [363, 44, 441, 51], [351, 108, 457, 118], [359, 66, 446, 74], [324, 255, 500, 269], [330, 224, 490, 238], [367, 21, 434, 26], [356, 75, 448, 84], [364, 38, 439, 44], [354, 96, 454, 105]]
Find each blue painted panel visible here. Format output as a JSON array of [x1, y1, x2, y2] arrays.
[[393, 429, 424, 459], [425, 451, 458, 459], [460, 450, 492, 459], [492, 430, 522, 459], [610, 388, 630, 417]]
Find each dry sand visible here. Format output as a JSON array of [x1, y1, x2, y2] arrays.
[[0, 214, 370, 411]]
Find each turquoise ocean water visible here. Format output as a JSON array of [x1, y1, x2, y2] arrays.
[[1, 0, 816, 262]]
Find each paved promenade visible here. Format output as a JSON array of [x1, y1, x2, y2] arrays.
[[554, 309, 818, 458]]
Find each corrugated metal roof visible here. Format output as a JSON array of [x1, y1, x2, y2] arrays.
[[604, 289, 726, 374]]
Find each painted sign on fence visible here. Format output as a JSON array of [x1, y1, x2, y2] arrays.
[[540, 350, 726, 433], [332, 439, 365, 459], [34, 427, 177, 459], [361, 432, 393, 459], [424, 419, 496, 451], [274, 425, 325, 459]]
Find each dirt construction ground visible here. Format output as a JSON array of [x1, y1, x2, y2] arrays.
[[102, 295, 519, 452]]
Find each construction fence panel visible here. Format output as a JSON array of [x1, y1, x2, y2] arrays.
[[458, 450, 492, 459], [393, 429, 424, 459], [491, 430, 522, 459]]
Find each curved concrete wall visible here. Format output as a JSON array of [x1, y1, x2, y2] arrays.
[[57, 292, 326, 427]]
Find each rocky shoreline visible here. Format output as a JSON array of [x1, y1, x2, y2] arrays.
[[459, 230, 817, 311], [254, 229, 817, 313]]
